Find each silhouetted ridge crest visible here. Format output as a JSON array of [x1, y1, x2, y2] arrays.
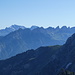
[[65, 33, 75, 46]]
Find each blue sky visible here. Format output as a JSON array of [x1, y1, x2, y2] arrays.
[[0, 0, 75, 29]]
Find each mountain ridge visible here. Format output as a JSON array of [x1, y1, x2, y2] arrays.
[[0, 33, 75, 75], [0, 25, 75, 59]]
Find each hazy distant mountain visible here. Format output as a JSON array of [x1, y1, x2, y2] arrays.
[[0, 28, 61, 59], [0, 24, 25, 36], [0, 33, 75, 75], [9, 25, 25, 30], [30, 26, 39, 30], [0, 25, 75, 59]]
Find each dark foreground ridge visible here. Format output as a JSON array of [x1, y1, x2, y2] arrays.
[[0, 32, 75, 75], [0, 45, 61, 75]]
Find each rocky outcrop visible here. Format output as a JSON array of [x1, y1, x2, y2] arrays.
[[58, 69, 75, 75]]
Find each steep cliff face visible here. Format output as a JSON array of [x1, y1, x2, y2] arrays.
[[37, 33, 75, 75]]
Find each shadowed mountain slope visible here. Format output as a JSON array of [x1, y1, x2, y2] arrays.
[[0, 45, 61, 75], [37, 33, 75, 75], [0, 33, 75, 75]]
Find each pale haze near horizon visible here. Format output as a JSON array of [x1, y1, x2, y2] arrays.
[[0, 0, 75, 29]]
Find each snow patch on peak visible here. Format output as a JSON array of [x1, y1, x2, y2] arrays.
[[9, 25, 25, 30]]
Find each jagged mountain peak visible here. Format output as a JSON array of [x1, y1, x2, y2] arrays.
[[56, 26, 60, 29], [0, 25, 26, 36], [61, 26, 67, 29], [9, 24, 26, 30], [30, 26, 39, 30]]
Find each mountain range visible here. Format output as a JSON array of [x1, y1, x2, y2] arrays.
[[0, 25, 25, 36], [0, 28, 60, 59], [0, 25, 75, 59], [0, 33, 75, 75], [0, 25, 39, 36]]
